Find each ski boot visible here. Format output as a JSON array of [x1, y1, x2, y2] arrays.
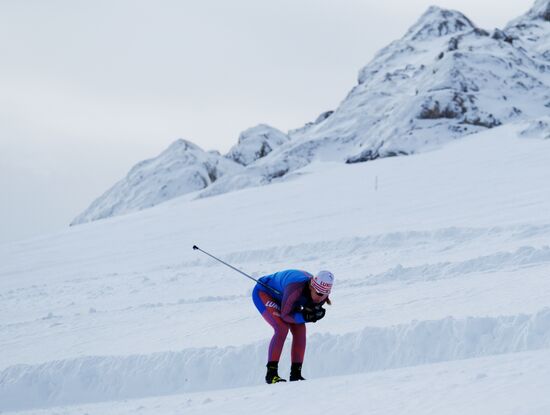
[[265, 361, 287, 384], [289, 362, 306, 381]]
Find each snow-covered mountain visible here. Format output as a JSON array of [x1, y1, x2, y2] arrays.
[[70, 140, 243, 225], [71, 126, 289, 225], [294, 5, 550, 161], [506, 0, 550, 58], [72, 0, 550, 224]]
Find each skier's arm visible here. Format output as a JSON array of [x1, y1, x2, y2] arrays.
[[280, 282, 306, 324]]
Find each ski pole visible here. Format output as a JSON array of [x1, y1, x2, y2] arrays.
[[192, 245, 281, 295]]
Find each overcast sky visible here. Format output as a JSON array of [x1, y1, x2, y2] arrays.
[[0, 0, 533, 244]]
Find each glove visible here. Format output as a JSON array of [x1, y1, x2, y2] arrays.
[[302, 305, 326, 322]]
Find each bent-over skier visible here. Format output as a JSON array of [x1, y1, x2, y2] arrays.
[[252, 269, 334, 384]]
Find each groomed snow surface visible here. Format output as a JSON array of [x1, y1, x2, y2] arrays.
[[1, 123, 550, 414]]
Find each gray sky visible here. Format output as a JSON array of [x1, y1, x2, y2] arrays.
[[0, 0, 532, 244]]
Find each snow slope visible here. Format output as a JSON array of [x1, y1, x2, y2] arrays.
[[1, 122, 550, 413]]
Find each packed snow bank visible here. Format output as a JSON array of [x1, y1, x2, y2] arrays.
[[3, 308, 550, 411], [18, 348, 550, 415]]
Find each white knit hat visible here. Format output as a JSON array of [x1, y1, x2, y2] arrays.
[[311, 270, 334, 294]]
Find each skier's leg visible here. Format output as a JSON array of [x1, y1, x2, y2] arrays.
[[252, 285, 289, 383], [289, 323, 306, 363], [256, 291, 289, 361], [289, 323, 306, 381]]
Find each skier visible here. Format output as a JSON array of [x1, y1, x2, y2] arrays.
[[252, 269, 334, 384]]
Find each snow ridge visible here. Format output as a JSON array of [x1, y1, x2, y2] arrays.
[[183, 223, 550, 270], [2, 309, 550, 411], [347, 245, 550, 286]]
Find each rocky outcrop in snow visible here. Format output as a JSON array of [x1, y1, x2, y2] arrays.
[[70, 140, 243, 225], [520, 116, 550, 139], [505, 0, 550, 60], [226, 124, 290, 166], [509, 0, 550, 24], [288, 4, 550, 165]]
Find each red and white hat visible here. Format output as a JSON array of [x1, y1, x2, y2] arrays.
[[311, 270, 334, 295]]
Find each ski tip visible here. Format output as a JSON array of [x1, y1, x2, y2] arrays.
[[192, 245, 198, 250]]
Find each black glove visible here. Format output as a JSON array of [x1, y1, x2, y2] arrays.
[[302, 305, 326, 322]]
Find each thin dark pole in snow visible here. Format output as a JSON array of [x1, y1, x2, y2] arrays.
[[192, 245, 281, 295]]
